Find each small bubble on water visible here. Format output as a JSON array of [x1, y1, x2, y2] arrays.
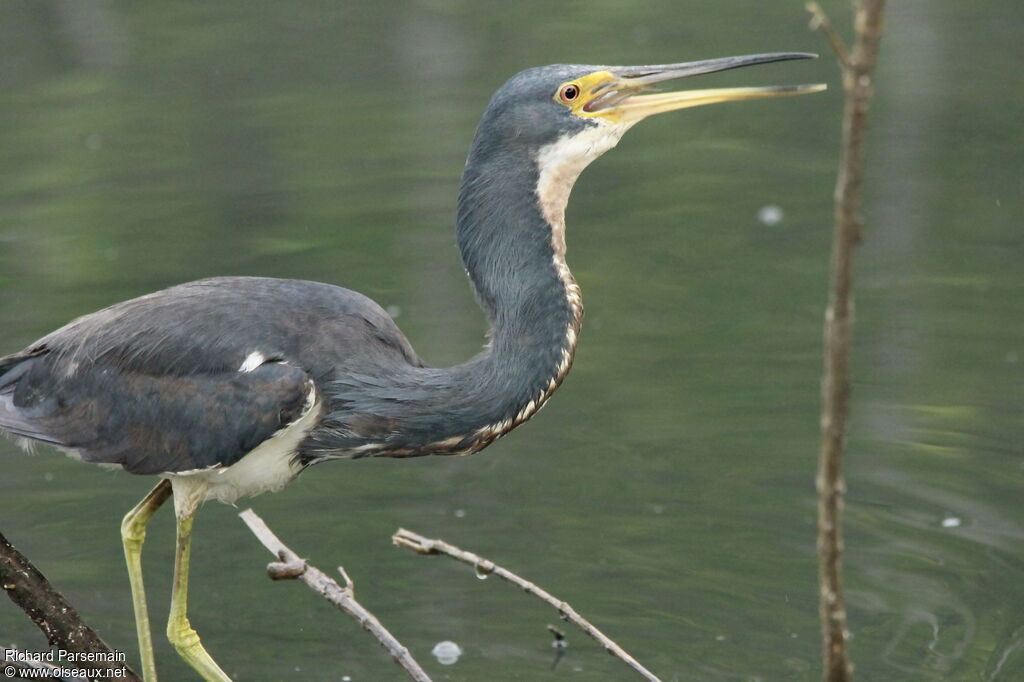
[[342, 676, 351, 681], [757, 204, 784, 226], [432, 640, 462, 665], [43, 472, 54, 483], [715, 634, 727, 642], [941, 516, 962, 528], [1006, 351, 1019, 364], [84, 133, 103, 151], [453, 508, 466, 518], [385, 304, 401, 318]]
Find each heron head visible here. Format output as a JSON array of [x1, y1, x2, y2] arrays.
[[470, 53, 824, 180], [465, 53, 823, 231]]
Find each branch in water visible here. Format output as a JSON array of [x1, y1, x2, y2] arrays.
[[239, 509, 432, 682], [392, 528, 664, 682]]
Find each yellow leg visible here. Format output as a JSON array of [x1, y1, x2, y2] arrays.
[[121, 479, 173, 682], [167, 509, 233, 682]]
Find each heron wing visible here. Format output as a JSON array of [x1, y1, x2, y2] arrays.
[[0, 276, 426, 472], [0, 350, 313, 475]]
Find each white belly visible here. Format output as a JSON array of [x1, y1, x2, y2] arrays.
[[167, 392, 322, 519]]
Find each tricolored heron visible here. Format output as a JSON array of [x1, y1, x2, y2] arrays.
[[0, 53, 822, 681]]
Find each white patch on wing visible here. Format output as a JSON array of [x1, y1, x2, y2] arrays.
[[168, 383, 321, 518], [239, 351, 266, 373]]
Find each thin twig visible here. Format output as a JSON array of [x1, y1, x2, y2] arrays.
[[807, 1, 887, 681], [0, 531, 141, 682], [239, 509, 432, 682], [392, 528, 664, 682], [805, 3, 852, 67]]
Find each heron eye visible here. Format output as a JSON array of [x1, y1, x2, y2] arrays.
[[559, 83, 580, 103]]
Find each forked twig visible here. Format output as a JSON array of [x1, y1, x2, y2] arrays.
[[240, 509, 432, 682], [392, 528, 664, 682], [806, 3, 851, 67]]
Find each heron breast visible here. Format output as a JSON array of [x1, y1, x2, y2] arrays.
[[166, 386, 322, 518]]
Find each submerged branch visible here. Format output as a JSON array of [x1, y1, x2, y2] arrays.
[[392, 528, 664, 682]]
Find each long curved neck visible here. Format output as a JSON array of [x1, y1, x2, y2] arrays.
[[445, 142, 583, 448], [302, 137, 588, 461], [458, 145, 580, 351]]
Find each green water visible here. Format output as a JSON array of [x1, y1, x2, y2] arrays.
[[1, 1, 1021, 680]]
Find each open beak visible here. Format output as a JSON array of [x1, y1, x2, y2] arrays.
[[573, 53, 826, 123]]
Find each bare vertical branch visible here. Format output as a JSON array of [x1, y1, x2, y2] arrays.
[[807, 1, 887, 681], [0, 530, 141, 682]]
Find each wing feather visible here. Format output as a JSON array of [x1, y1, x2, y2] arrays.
[[1, 351, 312, 475]]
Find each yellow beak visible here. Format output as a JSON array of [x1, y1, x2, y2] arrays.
[[608, 84, 826, 122], [567, 53, 826, 123]]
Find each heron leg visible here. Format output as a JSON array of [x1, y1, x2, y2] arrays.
[[166, 507, 233, 682], [121, 479, 173, 682]]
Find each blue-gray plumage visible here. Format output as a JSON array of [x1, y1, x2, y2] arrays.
[[1, 278, 421, 472], [0, 54, 822, 682]]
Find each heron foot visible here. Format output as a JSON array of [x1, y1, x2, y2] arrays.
[[167, 617, 233, 682], [168, 502, 233, 682]]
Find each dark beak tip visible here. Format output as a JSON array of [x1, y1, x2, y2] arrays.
[[612, 51, 822, 84], [775, 51, 819, 61]]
